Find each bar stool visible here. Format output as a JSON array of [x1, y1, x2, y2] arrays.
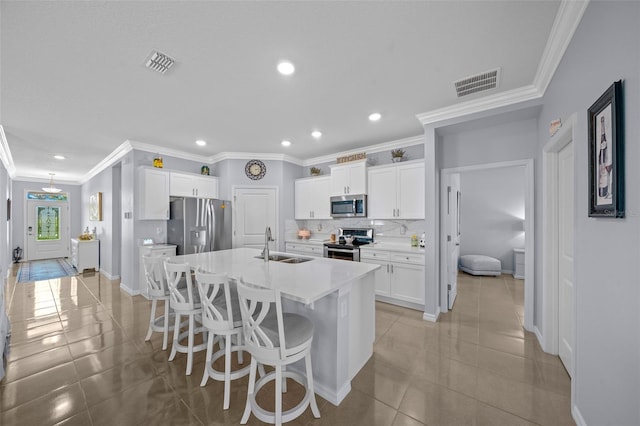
[[195, 269, 250, 409], [142, 254, 174, 350], [236, 279, 321, 426], [164, 259, 207, 375]]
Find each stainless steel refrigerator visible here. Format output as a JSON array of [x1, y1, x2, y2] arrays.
[[167, 198, 232, 255]]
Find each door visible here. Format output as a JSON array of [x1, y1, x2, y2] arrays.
[[446, 174, 461, 310], [233, 187, 277, 249], [558, 142, 574, 377], [26, 193, 70, 261]]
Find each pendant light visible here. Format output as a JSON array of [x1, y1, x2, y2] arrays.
[[42, 173, 62, 193]]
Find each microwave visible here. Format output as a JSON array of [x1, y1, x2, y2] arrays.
[[330, 194, 367, 218]]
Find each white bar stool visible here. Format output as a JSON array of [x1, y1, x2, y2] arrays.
[[195, 269, 250, 409], [164, 259, 207, 375], [236, 279, 321, 426], [142, 254, 174, 350]]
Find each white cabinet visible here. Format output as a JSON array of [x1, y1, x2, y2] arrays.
[[139, 244, 177, 298], [70, 238, 99, 272], [170, 171, 219, 199], [330, 160, 367, 195], [368, 161, 424, 219], [294, 176, 331, 219], [361, 248, 425, 308], [285, 241, 324, 258], [513, 248, 525, 279], [137, 167, 170, 220]]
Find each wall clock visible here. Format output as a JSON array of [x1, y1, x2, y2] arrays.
[[245, 159, 266, 180]]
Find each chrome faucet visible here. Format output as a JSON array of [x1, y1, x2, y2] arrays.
[[262, 226, 274, 261]]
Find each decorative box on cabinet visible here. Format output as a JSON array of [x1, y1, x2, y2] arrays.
[[137, 167, 170, 220], [70, 238, 99, 272], [513, 248, 525, 279], [294, 176, 331, 219], [139, 244, 177, 298], [329, 160, 367, 195]]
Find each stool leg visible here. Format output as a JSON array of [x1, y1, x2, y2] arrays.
[[241, 358, 257, 424], [186, 314, 194, 375], [305, 352, 320, 418], [200, 330, 215, 387], [275, 365, 283, 426], [223, 334, 232, 410], [145, 298, 157, 342], [169, 312, 181, 362], [162, 300, 170, 350]]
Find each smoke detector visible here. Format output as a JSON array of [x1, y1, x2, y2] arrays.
[[454, 68, 500, 97], [145, 50, 175, 75]]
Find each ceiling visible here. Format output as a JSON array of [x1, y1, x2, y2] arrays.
[[1, 1, 562, 183]]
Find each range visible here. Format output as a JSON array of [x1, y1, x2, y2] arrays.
[[323, 228, 374, 262]]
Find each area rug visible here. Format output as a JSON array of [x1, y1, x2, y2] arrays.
[[17, 258, 77, 283]]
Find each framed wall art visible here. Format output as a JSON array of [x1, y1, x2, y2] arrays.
[[89, 192, 103, 221], [588, 80, 624, 218]]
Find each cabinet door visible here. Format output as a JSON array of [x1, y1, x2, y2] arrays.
[[139, 168, 169, 220], [311, 177, 331, 219], [397, 163, 425, 219], [361, 259, 391, 296], [347, 162, 367, 194], [330, 166, 349, 195], [194, 176, 219, 199], [294, 179, 313, 219], [390, 262, 425, 305], [368, 167, 396, 219], [170, 172, 195, 197]]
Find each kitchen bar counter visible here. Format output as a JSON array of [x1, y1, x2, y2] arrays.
[[171, 247, 380, 405]]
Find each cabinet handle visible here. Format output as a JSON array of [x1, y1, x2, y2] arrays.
[[391, 264, 394, 273], [386, 264, 389, 273]]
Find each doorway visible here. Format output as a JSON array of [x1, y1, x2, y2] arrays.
[[25, 191, 70, 261], [232, 186, 278, 249], [440, 159, 534, 331]]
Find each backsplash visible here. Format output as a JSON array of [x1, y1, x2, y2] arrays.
[[286, 218, 426, 245]]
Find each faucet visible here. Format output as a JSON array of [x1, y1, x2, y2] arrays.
[[262, 226, 274, 261]]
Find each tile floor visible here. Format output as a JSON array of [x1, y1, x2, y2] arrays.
[[1, 267, 574, 425]]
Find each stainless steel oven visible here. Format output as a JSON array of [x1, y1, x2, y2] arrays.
[[323, 228, 373, 262], [324, 244, 361, 261]]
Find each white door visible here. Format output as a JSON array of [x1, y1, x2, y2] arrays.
[[558, 142, 574, 377], [233, 187, 278, 249], [26, 194, 70, 261], [446, 174, 461, 309]]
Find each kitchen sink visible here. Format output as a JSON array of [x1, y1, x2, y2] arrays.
[[254, 255, 313, 263]]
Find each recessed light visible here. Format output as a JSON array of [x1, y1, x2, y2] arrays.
[[311, 131, 322, 139], [53, 155, 65, 160], [277, 61, 295, 75], [195, 140, 207, 146], [281, 140, 291, 147], [368, 112, 382, 122]]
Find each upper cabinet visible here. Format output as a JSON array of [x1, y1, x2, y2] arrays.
[[295, 176, 331, 220], [368, 160, 425, 219], [329, 160, 367, 195], [170, 171, 219, 199], [137, 167, 170, 220]]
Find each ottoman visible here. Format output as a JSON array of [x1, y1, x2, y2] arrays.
[[459, 255, 501, 276]]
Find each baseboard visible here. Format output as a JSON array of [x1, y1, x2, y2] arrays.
[[375, 295, 424, 312], [423, 306, 440, 322], [533, 325, 546, 352], [572, 404, 586, 426], [312, 379, 350, 407], [99, 269, 120, 280], [119, 282, 140, 296]]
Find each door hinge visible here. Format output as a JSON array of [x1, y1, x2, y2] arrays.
[[447, 235, 451, 242], [447, 284, 452, 290]]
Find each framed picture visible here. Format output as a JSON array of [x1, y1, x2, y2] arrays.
[[588, 80, 624, 218], [89, 192, 103, 221]]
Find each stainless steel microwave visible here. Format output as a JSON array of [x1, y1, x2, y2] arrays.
[[330, 194, 367, 218]]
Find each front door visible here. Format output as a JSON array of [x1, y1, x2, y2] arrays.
[[233, 187, 278, 249], [558, 142, 574, 377], [447, 174, 461, 310], [25, 192, 70, 261]]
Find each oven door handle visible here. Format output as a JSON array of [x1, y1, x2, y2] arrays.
[[327, 248, 356, 254]]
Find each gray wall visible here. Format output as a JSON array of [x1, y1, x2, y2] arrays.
[[536, 2, 639, 424], [459, 166, 525, 272], [1, 161, 11, 278]]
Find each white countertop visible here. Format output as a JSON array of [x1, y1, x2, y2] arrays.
[[171, 247, 379, 305]]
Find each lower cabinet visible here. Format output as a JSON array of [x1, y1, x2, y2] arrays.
[[361, 249, 425, 308], [70, 238, 100, 272], [285, 241, 324, 258], [139, 244, 177, 298]]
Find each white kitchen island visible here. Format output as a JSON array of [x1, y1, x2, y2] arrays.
[[171, 247, 380, 405]]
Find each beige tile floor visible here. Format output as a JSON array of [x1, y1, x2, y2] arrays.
[[1, 267, 574, 425]]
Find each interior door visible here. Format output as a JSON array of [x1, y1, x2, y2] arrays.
[[558, 142, 574, 377], [447, 174, 461, 310], [233, 187, 277, 249], [26, 193, 70, 261]]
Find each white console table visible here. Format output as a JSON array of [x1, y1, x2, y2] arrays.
[[70, 238, 100, 272]]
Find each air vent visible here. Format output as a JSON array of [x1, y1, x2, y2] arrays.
[[145, 50, 175, 75], [454, 68, 500, 97]]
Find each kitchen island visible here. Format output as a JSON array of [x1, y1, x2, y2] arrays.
[[171, 247, 379, 405]]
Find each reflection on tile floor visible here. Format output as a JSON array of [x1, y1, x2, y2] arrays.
[[1, 268, 574, 425]]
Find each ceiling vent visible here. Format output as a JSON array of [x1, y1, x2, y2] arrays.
[[145, 50, 175, 75], [454, 68, 500, 97]]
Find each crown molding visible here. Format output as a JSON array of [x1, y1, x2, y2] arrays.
[[209, 152, 303, 166], [301, 135, 424, 166], [0, 126, 17, 178], [533, 0, 589, 94], [129, 140, 210, 164], [79, 140, 135, 184]]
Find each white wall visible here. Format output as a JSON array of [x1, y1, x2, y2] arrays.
[[459, 166, 525, 272], [536, 2, 640, 424]]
